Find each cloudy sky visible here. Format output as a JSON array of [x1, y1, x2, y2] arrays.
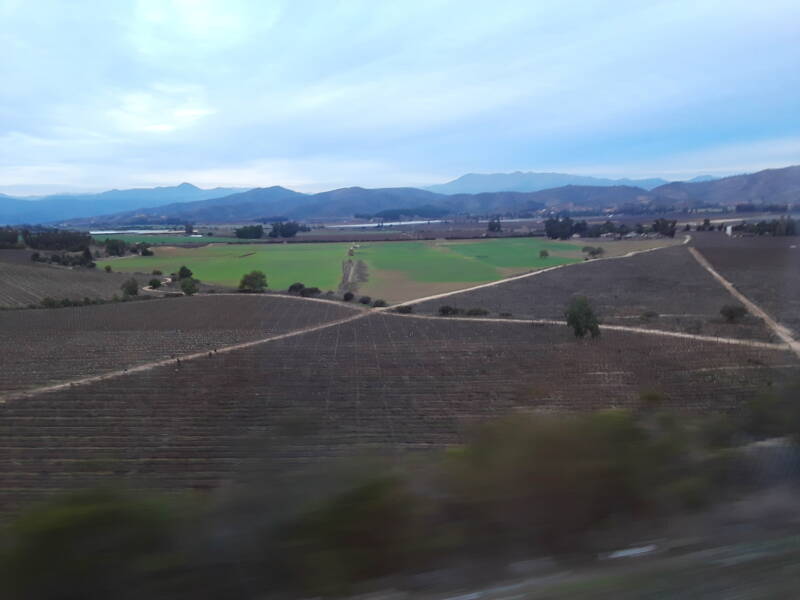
[[1, 0, 798, 194]]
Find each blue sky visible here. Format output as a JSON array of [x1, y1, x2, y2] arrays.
[[1, 0, 798, 194]]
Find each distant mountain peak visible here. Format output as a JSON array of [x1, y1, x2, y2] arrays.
[[426, 171, 670, 194]]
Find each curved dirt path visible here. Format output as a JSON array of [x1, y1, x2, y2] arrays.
[[688, 247, 800, 359]]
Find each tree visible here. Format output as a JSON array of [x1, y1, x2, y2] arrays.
[[148, 278, 161, 289], [720, 304, 747, 323], [372, 299, 388, 307], [180, 277, 199, 296], [268, 221, 308, 238], [234, 225, 264, 239], [288, 282, 305, 294], [178, 265, 193, 280], [565, 296, 600, 338], [104, 265, 112, 273], [342, 292, 354, 302], [539, 249, 549, 259], [239, 270, 268, 293], [120, 278, 139, 297], [184, 223, 194, 235], [487, 217, 502, 233]]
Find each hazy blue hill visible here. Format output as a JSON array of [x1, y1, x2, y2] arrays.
[[652, 165, 800, 206], [0, 183, 248, 225], [60, 186, 309, 226], [426, 171, 669, 194]]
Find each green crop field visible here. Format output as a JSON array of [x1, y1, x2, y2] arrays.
[[97, 238, 583, 301], [92, 234, 243, 245]]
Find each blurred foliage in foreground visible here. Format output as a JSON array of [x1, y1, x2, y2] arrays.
[[2, 380, 799, 599]]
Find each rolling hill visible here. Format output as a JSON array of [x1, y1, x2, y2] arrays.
[[0, 183, 248, 225], [426, 171, 671, 194]]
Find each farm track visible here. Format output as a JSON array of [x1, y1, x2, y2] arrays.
[[688, 246, 800, 359], [383, 312, 793, 352]]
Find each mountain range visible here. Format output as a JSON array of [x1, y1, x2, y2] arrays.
[[424, 172, 717, 194], [1, 167, 797, 226], [0, 183, 246, 225]]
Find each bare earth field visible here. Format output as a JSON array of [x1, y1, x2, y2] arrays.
[[0, 294, 360, 396], [0, 310, 795, 513], [0, 251, 135, 307], [412, 245, 776, 342], [691, 232, 800, 335]]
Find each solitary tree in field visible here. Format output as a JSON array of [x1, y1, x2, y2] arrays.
[[239, 270, 268, 293], [120, 278, 139, 297], [720, 304, 747, 323], [539, 249, 549, 259], [565, 296, 600, 338], [180, 277, 199, 296]]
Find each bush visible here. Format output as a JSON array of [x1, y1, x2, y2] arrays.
[[720, 304, 747, 323], [465, 307, 489, 316], [565, 296, 600, 338], [180, 277, 199, 296], [372, 299, 388, 308], [300, 287, 321, 297], [438, 305, 462, 316], [120, 278, 139, 297], [358, 295, 372, 305], [148, 278, 161, 289], [104, 265, 112, 273], [239, 270, 268, 293], [288, 282, 305, 294], [394, 305, 414, 314], [151, 269, 162, 275], [178, 265, 193, 280], [539, 249, 549, 258], [234, 224, 264, 239], [499, 312, 513, 318], [342, 291, 354, 302]]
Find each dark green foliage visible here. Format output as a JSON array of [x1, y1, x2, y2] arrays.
[[358, 295, 371, 305], [342, 291, 354, 302], [22, 229, 91, 251], [148, 278, 161, 289], [238, 270, 268, 293], [0, 227, 21, 248], [394, 304, 413, 313], [539, 249, 549, 258], [184, 223, 194, 234], [180, 277, 199, 296], [103, 238, 130, 257], [2, 489, 178, 600], [299, 286, 321, 297], [565, 296, 600, 338], [732, 217, 797, 236], [465, 307, 489, 316], [582, 246, 604, 258], [268, 221, 308, 238], [371, 299, 388, 307], [177, 265, 193, 280], [652, 218, 677, 238], [438, 305, 462, 316], [151, 269, 162, 275], [487, 217, 502, 232], [104, 265, 112, 273], [720, 304, 747, 323], [234, 224, 264, 239], [288, 282, 305, 294], [120, 277, 139, 297]]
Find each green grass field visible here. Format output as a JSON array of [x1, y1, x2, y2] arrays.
[[92, 234, 243, 245], [97, 238, 582, 300]]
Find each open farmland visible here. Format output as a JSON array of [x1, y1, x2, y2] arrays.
[[97, 237, 598, 302], [691, 232, 800, 335], [0, 294, 361, 396], [0, 309, 795, 513], [412, 245, 776, 342], [0, 251, 134, 308]]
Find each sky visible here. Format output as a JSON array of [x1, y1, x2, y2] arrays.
[[1, 0, 799, 195]]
